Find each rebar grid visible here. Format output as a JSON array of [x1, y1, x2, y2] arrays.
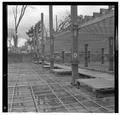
[[32, 63, 114, 112], [8, 63, 114, 113]]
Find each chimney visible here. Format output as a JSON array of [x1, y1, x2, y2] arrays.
[[84, 15, 93, 21], [93, 12, 101, 18], [100, 8, 109, 14], [109, 5, 115, 10], [77, 15, 84, 25]]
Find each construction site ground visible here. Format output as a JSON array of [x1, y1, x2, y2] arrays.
[[8, 62, 114, 113]]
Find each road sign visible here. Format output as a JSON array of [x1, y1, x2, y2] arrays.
[[73, 52, 77, 58]]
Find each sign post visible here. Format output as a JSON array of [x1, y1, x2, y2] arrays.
[[71, 5, 79, 85], [49, 5, 54, 69]]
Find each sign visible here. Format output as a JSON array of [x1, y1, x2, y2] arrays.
[[73, 52, 77, 58]]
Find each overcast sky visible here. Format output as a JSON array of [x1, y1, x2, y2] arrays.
[[7, 5, 108, 46]]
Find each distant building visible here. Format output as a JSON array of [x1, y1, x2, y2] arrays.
[[45, 7, 114, 55]]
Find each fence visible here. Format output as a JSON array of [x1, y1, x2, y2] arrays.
[[49, 36, 114, 72]]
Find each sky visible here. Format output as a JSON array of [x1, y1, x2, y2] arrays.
[[7, 5, 108, 47]]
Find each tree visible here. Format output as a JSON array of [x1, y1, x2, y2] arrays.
[[8, 28, 15, 48], [56, 10, 76, 32], [57, 10, 84, 32], [58, 15, 71, 32], [26, 26, 34, 38], [12, 5, 27, 48]]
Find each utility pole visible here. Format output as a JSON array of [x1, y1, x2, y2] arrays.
[[41, 13, 45, 67], [71, 5, 79, 85], [49, 5, 54, 69]]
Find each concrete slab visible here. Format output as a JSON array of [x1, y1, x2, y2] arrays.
[[45, 62, 114, 81], [51, 68, 72, 75], [38, 61, 42, 64], [43, 64, 62, 69], [43, 65, 50, 68], [76, 78, 114, 92]]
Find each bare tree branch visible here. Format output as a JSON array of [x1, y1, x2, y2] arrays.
[[12, 5, 27, 48], [16, 5, 27, 29], [12, 8, 17, 27], [15, 5, 18, 22], [57, 11, 71, 32]]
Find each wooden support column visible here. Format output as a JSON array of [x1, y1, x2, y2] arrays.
[[33, 26, 37, 59], [41, 13, 45, 66], [101, 48, 104, 64], [85, 44, 88, 67], [88, 50, 90, 63], [71, 5, 79, 85], [36, 23, 39, 61], [109, 37, 114, 71], [56, 15, 58, 32], [61, 50, 65, 63], [49, 5, 54, 69]]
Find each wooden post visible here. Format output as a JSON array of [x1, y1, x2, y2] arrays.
[[56, 15, 58, 32], [109, 37, 114, 71], [88, 50, 90, 63], [36, 23, 39, 61], [85, 44, 88, 67], [33, 28, 35, 58], [49, 5, 54, 69], [61, 50, 65, 63], [71, 5, 79, 85], [101, 48, 104, 64], [41, 13, 45, 66], [33, 26, 37, 59]]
